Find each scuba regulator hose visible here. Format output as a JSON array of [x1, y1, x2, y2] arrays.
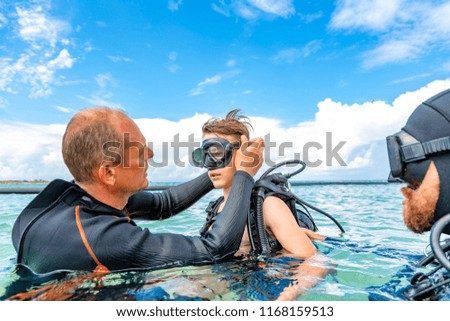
[[250, 159, 345, 260], [430, 213, 450, 272], [402, 213, 450, 300]]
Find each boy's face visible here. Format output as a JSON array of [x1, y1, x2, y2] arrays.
[[203, 132, 240, 190]]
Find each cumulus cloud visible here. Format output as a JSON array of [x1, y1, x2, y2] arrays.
[[0, 48, 75, 97], [16, 5, 70, 48], [212, 0, 295, 20], [330, 0, 450, 68], [0, 3, 75, 97], [0, 122, 70, 180], [1, 80, 449, 181]]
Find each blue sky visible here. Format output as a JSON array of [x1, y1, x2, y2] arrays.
[[1, 0, 450, 181]]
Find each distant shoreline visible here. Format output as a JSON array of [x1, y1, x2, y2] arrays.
[[0, 180, 49, 185]]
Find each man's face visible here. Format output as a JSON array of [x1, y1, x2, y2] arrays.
[[114, 119, 153, 195], [401, 161, 440, 233]]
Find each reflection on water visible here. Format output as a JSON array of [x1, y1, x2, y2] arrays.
[[0, 183, 442, 300]]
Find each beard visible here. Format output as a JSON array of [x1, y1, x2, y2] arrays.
[[401, 162, 440, 233]]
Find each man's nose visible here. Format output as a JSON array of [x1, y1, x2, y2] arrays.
[[146, 147, 154, 161]]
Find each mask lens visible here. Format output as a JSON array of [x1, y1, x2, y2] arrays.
[[207, 144, 225, 161], [200, 138, 238, 170], [192, 148, 204, 167], [386, 134, 404, 179]]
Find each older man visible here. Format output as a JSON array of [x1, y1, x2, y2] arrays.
[[12, 107, 264, 274]]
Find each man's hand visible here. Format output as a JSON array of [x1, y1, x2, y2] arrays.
[[235, 135, 264, 177]]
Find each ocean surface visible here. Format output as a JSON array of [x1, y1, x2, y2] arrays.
[[0, 182, 445, 301]]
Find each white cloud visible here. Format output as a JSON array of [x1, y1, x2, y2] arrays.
[[167, 64, 181, 73], [77, 93, 123, 110], [0, 96, 7, 108], [0, 49, 75, 97], [95, 21, 108, 28], [107, 55, 132, 63], [445, 61, 450, 72], [166, 51, 181, 73], [2, 80, 450, 181], [212, 0, 295, 20], [271, 48, 301, 64], [168, 0, 183, 12], [298, 11, 323, 23], [331, 1, 450, 68], [17, 6, 70, 48], [226, 59, 237, 67], [389, 73, 431, 85], [95, 72, 118, 88], [0, 4, 75, 96], [55, 106, 73, 113], [189, 75, 223, 96], [271, 41, 321, 64], [246, 0, 295, 17], [0, 13, 7, 28], [189, 69, 240, 96], [168, 51, 178, 61], [330, 0, 403, 32], [0, 122, 70, 180], [198, 75, 222, 87]]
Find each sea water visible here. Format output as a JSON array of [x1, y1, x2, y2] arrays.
[[0, 183, 438, 300]]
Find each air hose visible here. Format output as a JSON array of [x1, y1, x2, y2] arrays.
[[250, 159, 345, 260]]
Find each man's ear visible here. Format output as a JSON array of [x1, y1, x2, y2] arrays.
[[98, 162, 116, 186]]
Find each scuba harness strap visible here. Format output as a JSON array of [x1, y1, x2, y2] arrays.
[[199, 197, 224, 237], [201, 160, 345, 261]]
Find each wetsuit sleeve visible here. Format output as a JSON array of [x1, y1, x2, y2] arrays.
[[125, 172, 213, 220], [99, 171, 254, 270]]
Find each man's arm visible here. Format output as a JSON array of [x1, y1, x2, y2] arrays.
[[101, 136, 265, 270], [125, 172, 213, 220], [98, 171, 254, 270]]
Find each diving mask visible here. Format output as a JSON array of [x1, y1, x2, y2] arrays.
[[386, 130, 450, 185], [192, 138, 240, 170]]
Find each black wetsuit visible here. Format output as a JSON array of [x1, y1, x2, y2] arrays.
[[200, 196, 283, 254], [12, 171, 254, 274]]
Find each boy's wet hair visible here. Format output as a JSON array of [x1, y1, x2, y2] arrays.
[[202, 109, 253, 139]]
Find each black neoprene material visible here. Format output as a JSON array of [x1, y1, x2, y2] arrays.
[[125, 172, 213, 220], [402, 89, 450, 234], [11, 171, 254, 273]]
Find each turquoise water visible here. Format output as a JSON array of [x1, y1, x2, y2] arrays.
[[0, 183, 438, 300]]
